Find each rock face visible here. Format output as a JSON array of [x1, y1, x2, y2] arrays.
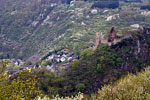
[[130, 24, 140, 28], [105, 14, 119, 21], [113, 27, 150, 72]]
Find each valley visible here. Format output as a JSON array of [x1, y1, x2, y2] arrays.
[[1, 0, 150, 100]]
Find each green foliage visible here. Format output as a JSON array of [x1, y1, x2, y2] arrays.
[[0, 52, 4, 59], [40, 66, 150, 99], [41, 60, 52, 67], [97, 64, 103, 72], [24, 61, 32, 66], [116, 58, 123, 65], [71, 60, 79, 69], [96, 44, 109, 53], [92, 67, 150, 100], [0, 61, 8, 74], [96, 44, 121, 73], [37, 29, 150, 97], [1, 0, 150, 60], [141, 5, 150, 10], [0, 61, 40, 100], [2, 0, 150, 98], [75, 83, 86, 92], [91, 0, 119, 9], [33, 69, 65, 98], [68, 5, 75, 10], [80, 49, 93, 60]]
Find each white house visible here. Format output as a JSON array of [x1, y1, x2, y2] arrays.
[[130, 24, 140, 28], [56, 57, 61, 62], [60, 57, 66, 62], [47, 55, 55, 60]]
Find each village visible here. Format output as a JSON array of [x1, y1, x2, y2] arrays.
[[0, 58, 34, 75], [0, 49, 80, 76], [42, 49, 80, 74]]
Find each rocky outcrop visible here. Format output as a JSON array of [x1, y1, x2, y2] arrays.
[[91, 9, 98, 14], [105, 14, 119, 21], [113, 27, 150, 72]]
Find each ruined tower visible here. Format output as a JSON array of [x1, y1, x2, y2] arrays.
[[108, 27, 116, 42]]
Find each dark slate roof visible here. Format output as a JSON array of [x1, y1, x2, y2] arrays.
[[19, 67, 24, 70], [8, 70, 18, 75], [24, 65, 33, 68]]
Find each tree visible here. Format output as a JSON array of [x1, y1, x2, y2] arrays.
[[95, 44, 123, 75], [80, 49, 93, 60], [0, 61, 8, 74], [67, 0, 72, 4], [71, 60, 79, 69], [92, 67, 150, 100], [97, 64, 103, 73], [0, 61, 41, 100], [91, 0, 119, 9], [75, 83, 85, 92]]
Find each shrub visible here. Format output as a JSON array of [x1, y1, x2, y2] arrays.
[[141, 5, 150, 10], [0, 61, 40, 100], [80, 49, 93, 60], [92, 67, 150, 100], [91, 0, 119, 9], [71, 60, 80, 69], [75, 83, 86, 92]]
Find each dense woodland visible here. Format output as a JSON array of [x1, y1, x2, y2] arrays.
[[141, 5, 150, 10]]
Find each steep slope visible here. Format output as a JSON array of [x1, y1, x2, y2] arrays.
[[0, 0, 64, 59], [1, 0, 150, 62], [34, 27, 150, 97], [62, 27, 150, 95]]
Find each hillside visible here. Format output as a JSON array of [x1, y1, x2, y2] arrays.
[[1, 0, 150, 99], [1, 0, 150, 62], [31, 27, 150, 98]]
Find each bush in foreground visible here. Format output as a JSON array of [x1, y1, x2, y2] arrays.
[[92, 67, 150, 100], [0, 61, 41, 100], [37, 67, 150, 100]]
